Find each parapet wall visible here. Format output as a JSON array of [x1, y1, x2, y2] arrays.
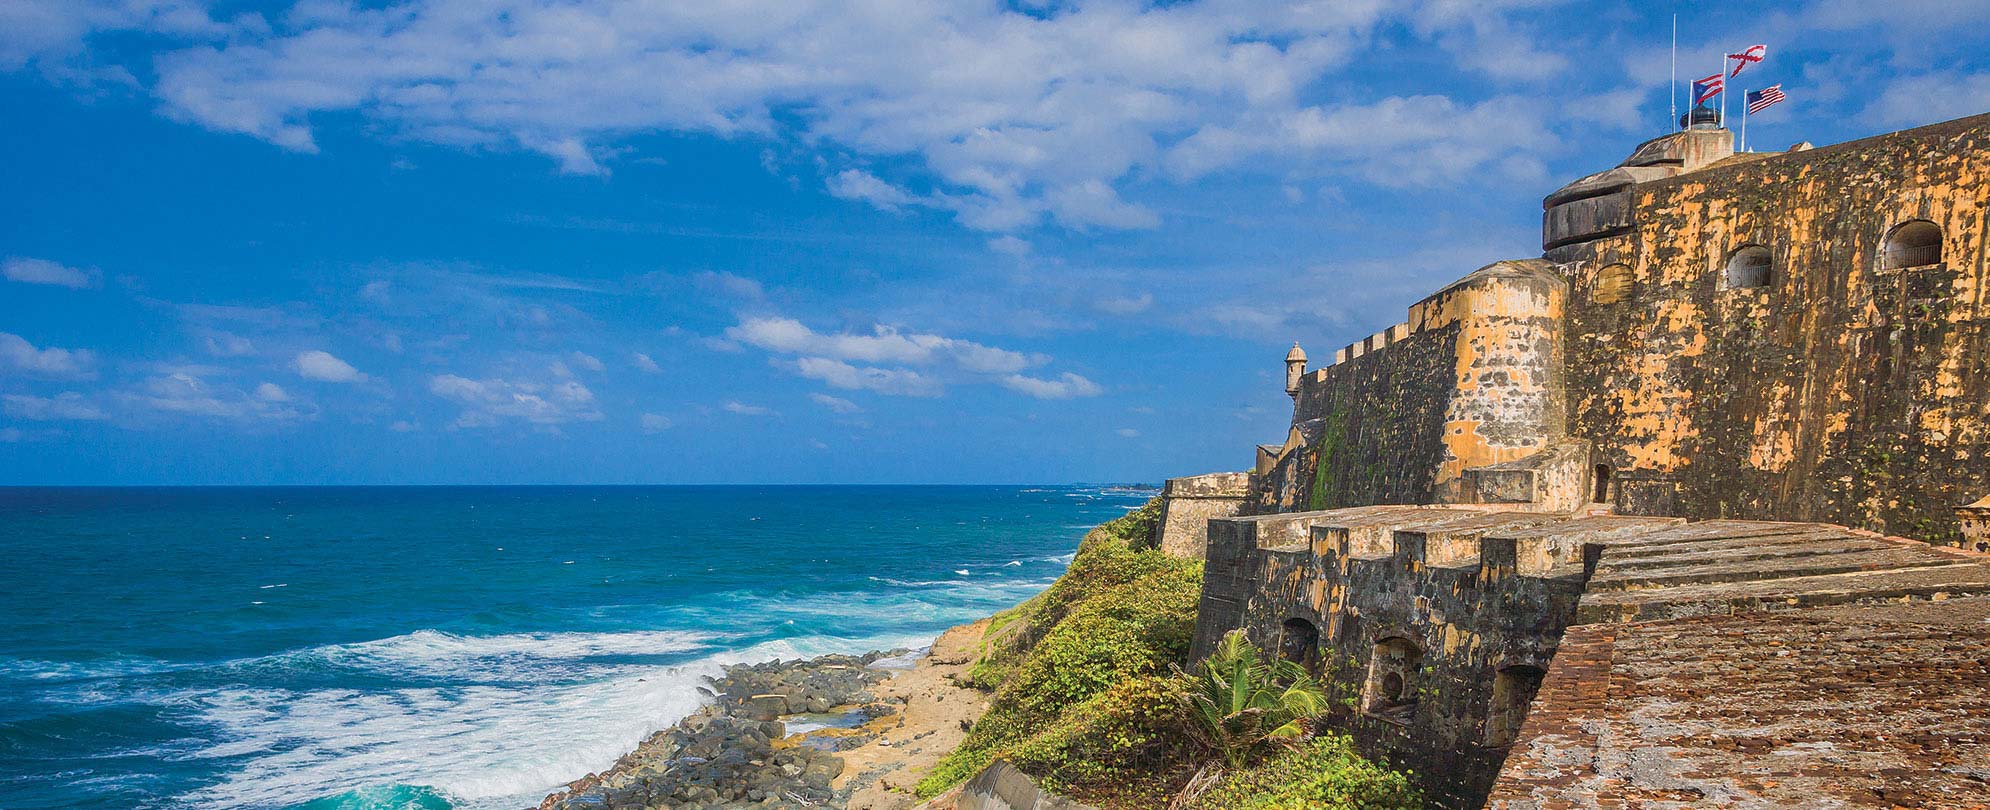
[[1193, 506, 1990, 808], [1154, 472, 1250, 558]]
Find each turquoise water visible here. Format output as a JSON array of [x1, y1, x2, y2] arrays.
[[0, 485, 1151, 809]]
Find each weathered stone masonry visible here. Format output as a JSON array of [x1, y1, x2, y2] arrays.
[[1170, 110, 1990, 809]]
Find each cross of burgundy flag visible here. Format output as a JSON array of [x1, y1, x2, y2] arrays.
[[1727, 44, 1767, 77], [1746, 84, 1787, 115], [1693, 73, 1725, 105]]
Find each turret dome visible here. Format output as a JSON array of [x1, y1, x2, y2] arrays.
[[1285, 343, 1307, 363]]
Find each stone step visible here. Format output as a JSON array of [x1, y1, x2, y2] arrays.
[[1589, 546, 1966, 591], [1597, 536, 1903, 572], [1576, 559, 1990, 623]]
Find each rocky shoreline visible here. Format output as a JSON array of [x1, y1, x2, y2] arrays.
[[534, 621, 991, 810]]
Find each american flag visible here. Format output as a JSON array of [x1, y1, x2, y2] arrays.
[[1746, 84, 1787, 115], [1727, 44, 1767, 77], [1693, 73, 1725, 105]]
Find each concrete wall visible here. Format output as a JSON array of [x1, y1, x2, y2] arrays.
[[1155, 472, 1250, 558], [1549, 113, 1990, 544]]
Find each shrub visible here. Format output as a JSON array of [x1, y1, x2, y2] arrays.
[[1178, 735, 1421, 810], [1178, 629, 1327, 769]]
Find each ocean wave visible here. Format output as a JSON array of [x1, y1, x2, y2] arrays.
[[178, 662, 716, 809]]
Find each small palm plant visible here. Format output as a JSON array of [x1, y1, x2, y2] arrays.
[[1173, 628, 1329, 797]]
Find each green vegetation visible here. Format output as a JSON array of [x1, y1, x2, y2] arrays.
[[1307, 412, 1348, 511], [1178, 736, 1421, 810], [1179, 630, 1327, 769], [918, 498, 1421, 809], [919, 498, 1200, 805]]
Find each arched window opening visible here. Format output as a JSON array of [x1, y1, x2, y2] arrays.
[[1881, 221, 1943, 270], [1723, 245, 1773, 290], [1484, 665, 1547, 748], [1279, 618, 1320, 670], [1591, 465, 1612, 505], [1591, 263, 1634, 305], [1364, 638, 1423, 722]]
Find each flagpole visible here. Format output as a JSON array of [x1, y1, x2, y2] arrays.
[[1670, 14, 1678, 131], [1716, 53, 1728, 143], [1741, 89, 1749, 152]]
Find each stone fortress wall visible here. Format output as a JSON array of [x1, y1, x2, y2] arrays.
[[1162, 111, 1990, 809]]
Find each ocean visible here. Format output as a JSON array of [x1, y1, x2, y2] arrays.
[[0, 485, 1152, 810]]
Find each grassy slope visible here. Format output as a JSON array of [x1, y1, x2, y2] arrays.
[[914, 498, 1424, 809]]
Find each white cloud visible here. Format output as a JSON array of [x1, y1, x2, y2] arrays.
[[126, 371, 307, 421], [294, 350, 365, 383], [793, 356, 943, 397], [1116, 427, 1141, 438], [44, 0, 1603, 233], [826, 169, 917, 211], [389, 420, 420, 432], [0, 332, 95, 378], [428, 374, 603, 427], [1095, 293, 1154, 316], [809, 393, 861, 414], [202, 331, 257, 357], [632, 352, 661, 373], [1866, 71, 1990, 127], [723, 400, 773, 416], [987, 235, 1032, 257], [253, 382, 290, 402], [2, 257, 97, 288], [726, 316, 1036, 372], [639, 412, 673, 433], [569, 351, 606, 372], [2, 392, 105, 421], [1001, 372, 1104, 400]]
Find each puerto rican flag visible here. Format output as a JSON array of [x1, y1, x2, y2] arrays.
[[1727, 44, 1767, 77], [1693, 73, 1725, 104], [1746, 84, 1787, 115]]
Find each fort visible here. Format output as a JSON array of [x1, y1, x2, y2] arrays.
[[1166, 109, 1990, 808]]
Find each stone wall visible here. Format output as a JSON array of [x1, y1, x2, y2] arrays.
[[1252, 260, 1572, 515], [1192, 506, 1684, 808], [1154, 472, 1250, 558], [1193, 506, 1990, 809], [1549, 113, 1990, 544]]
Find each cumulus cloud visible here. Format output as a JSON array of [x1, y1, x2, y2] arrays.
[[429, 373, 603, 428], [0, 332, 95, 378], [826, 169, 918, 211], [253, 382, 289, 402], [294, 350, 365, 383], [809, 393, 861, 414], [793, 357, 943, 397], [1001, 372, 1104, 400], [726, 316, 1037, 372], [569, 351, 606, 372], [632, 352, 662, 373], [2, 257, 97, 288], [24, 0, 1609, 233], [1116, 427, 1141, 438], [126, 371, 308, 421], [2, 392, 105, 421], [639, 412, 673, 433]]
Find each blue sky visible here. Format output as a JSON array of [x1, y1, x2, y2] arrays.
[[3, 0, 1987, 485]]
